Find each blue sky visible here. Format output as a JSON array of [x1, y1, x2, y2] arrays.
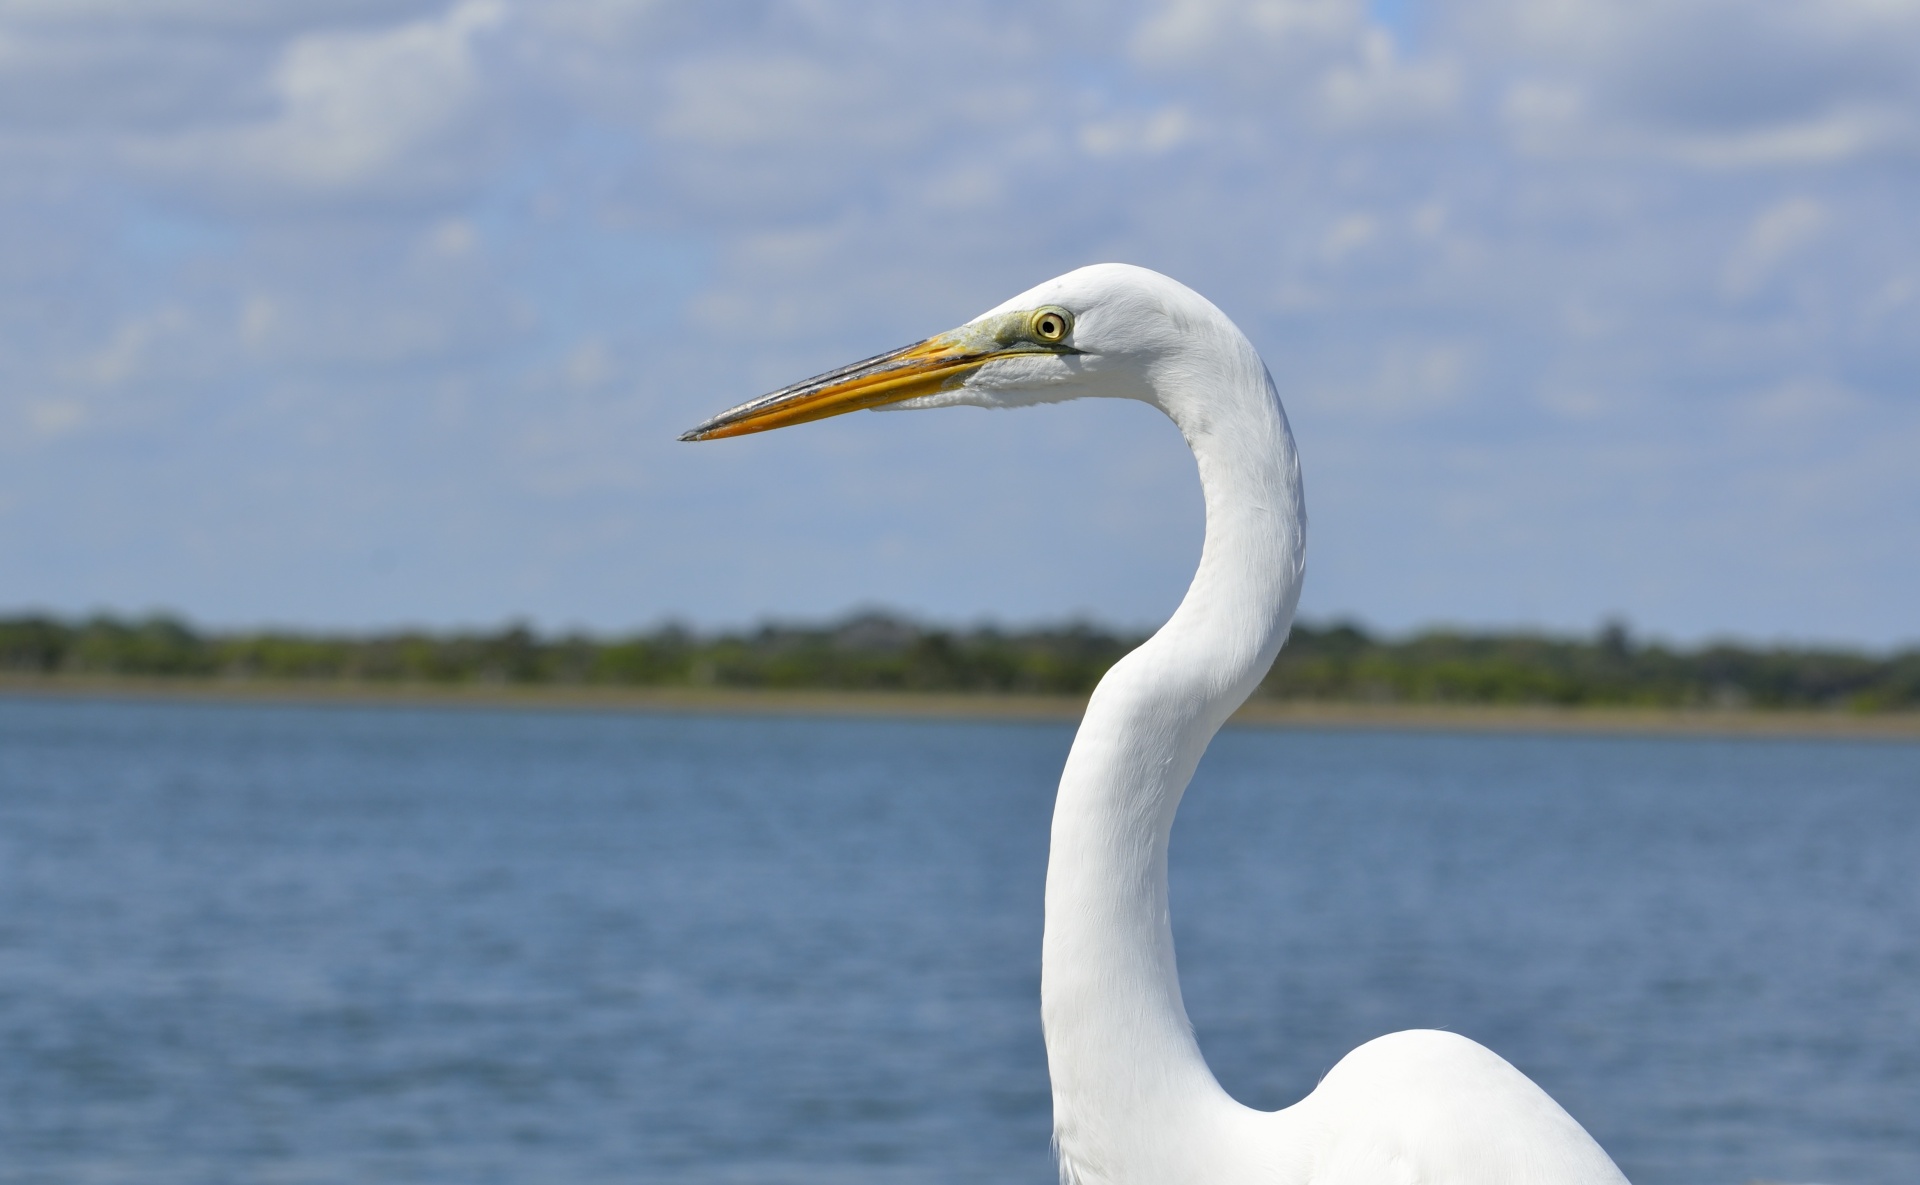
[[2, 0, 1916, 646]]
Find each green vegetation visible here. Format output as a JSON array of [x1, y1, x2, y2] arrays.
[[2, 612, 1916, 711]]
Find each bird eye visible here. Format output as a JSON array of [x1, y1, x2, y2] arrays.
[[1032, 308, 1071, 343]]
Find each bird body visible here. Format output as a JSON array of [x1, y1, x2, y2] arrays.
[[685, 264, 1630, 1185]]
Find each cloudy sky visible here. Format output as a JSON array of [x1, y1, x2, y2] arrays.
[[2, 0, 1916, 645]]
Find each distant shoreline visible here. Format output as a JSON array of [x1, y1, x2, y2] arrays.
[[5, 674, 1919, 742]]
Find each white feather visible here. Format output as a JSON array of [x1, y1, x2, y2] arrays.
[[900, 264, 1628, 1185]]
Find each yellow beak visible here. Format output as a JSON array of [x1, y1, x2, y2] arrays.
[[678, 334, 998, 442], [680, 308, 1078, 441]]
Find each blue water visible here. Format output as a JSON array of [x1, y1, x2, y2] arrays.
[[0, 697, 1915, 1185]]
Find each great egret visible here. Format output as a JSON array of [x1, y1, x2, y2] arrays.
[[683, 264, 1629, 1185]]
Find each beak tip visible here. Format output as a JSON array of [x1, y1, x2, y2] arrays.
[[678, 426, 709, 442]]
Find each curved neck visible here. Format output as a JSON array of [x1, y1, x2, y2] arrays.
[[1042, 351, 1305, 1184]]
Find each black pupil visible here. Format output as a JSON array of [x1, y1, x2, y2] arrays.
[[1041, 316, 1060, 336]]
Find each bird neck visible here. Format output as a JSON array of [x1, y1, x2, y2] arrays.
[[1042, 348, 1306, 1183]]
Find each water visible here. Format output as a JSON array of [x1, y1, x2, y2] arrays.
[[0, 696, 1915, 1185]]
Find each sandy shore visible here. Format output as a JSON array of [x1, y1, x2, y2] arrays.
[[5, 674, 1918, 741]]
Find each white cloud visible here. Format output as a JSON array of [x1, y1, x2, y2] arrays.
[[1722, 196, 1827, 297], [238, 294, 277, 345], [655, 55, 862, 149], [1501, 79, 1587, 153], [25, 399, 88, 439], [1131, 0, 1461, 138], [1132, 0, 1361, 66], [1667, 107, 1907, 168], [1318, 30, 1458, 129], [134, 0, 508, 190], [75, 307, 191, 386], [1484, 0, 1920, 168], [0, 0, 1916, 643], [424, 217, 478, 259], [1739, 377, 1861, 427], [1079, 106, 1195, 157], [1321, 212, 1378, 261]]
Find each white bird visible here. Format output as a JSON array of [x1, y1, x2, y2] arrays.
[[683, 264, 1630, 1185]]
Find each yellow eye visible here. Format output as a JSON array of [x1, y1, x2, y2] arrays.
[[1032, 308, 1071, 343]]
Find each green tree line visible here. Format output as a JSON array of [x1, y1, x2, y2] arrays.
[[2, 612, 1916, 710]]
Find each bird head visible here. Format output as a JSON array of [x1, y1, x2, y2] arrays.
[[679, 263, 1214, 441]]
